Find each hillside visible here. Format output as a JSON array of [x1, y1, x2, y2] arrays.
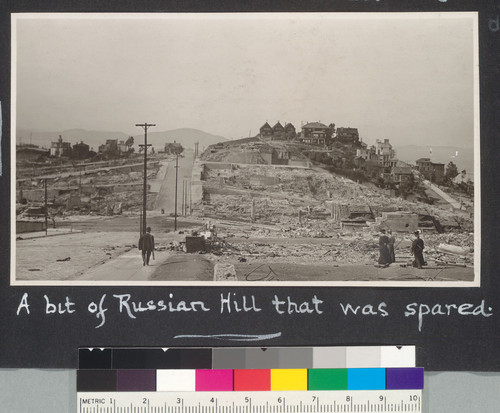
[[16, 127, 227, 152]]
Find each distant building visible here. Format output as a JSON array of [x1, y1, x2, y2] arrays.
[[98, 139, 119, 155], [415, 158, 445, 183], [356, 141, 378, 163], [16, 145, 49, 162], [356, 146, 372, 161], [336, 127, 360, 146], [50, 135, 71, 157], [259, 122, 273, 138], [272, 122, 285, 137], [284, 123, 296, 140], [117, 140, 129, 153], [391, 166, 414, 185], [375, 139, 396, 167], [72, 141, 90, 160], [259, 121, 296, 140], [300, 122, 333, 146]]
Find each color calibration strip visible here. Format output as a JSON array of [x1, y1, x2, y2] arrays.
[[78, 348, 421, 413], [79, 346, 416, 370], [77, 367, 423, 392]]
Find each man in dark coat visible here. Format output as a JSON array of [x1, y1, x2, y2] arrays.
[[411, 230, 425, 269], [138, 226, 155, 266], [378, 229, 391, 266]]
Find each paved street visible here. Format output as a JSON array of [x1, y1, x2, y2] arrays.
[[78, 248, 214, 283], [154, 149, 195, 213]]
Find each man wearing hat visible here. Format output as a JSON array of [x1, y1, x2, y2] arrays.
[[138, 226, 155, 266], [411, 230, 425, 269]]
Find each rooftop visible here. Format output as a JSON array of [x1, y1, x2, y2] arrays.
[[302, 122, 329, 129]]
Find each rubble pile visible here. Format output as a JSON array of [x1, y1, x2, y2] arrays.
[[17, 162, 161, 217], [202, 226, 475, 268], [187, 164, 476, 270], [200, 165, 470, 232]]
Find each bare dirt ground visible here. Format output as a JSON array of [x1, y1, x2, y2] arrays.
[[16, 230, 138, 281], [15, 216, 202, 282]]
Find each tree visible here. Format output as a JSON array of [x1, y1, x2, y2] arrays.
[[164, 142, 184, 155], [445, 161, 459, 182]]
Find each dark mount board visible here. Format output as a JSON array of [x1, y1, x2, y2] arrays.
[[1, 0, 499, 370]]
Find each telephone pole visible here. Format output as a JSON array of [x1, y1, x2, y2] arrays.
[[44, 179, 48, 236], [136, 122, 155, 234], [174, 153, 179, 230]]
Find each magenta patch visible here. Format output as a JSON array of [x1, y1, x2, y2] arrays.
[[195, 369, 233, 391]]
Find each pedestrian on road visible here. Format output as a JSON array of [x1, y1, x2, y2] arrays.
[[387, 230, 396, 263], [138, 226, 155, 266], [378, 229, 391, 267], [411, 230, 425, 269]]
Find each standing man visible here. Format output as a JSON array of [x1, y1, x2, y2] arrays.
[[138, 226, 155, 266], [411, 230, 425, 269], [387, 230, 396, 263]]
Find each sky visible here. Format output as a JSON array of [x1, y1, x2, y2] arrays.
[[14, 13, 478, 148]]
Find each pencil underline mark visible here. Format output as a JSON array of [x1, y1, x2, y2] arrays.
[[173, 332, 282, 341]]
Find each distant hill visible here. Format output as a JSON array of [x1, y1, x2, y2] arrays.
[[142, 128, 227, 152], [16, 127, 228, 152], [395, 145, 475, 181]]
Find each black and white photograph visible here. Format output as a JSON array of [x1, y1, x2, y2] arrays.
[[12, 12, 480, 286]]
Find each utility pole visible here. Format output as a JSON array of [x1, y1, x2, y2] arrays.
[[181, 179, 185, 217], [139, 208, 142, 238], [189, 180, 192, 215], [44, 179, 48, 236], [136, 123, 155, 234], [174, 153, 179, 230]]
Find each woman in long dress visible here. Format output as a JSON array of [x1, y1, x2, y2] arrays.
[[378, 229, 391, 266]]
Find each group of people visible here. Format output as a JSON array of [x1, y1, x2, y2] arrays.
[[378, 229, 425, 269]]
